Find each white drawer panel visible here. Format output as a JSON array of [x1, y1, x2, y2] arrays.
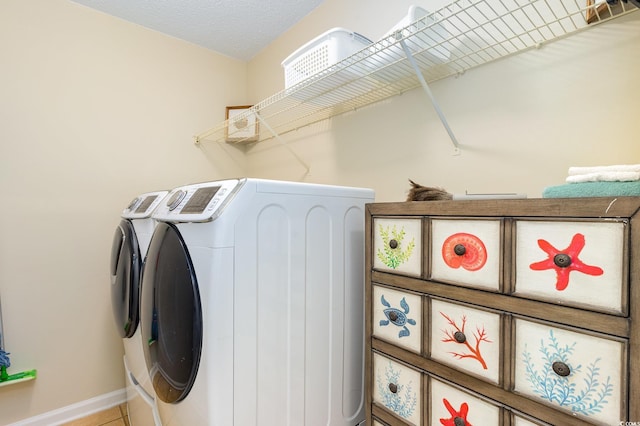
[[430, 219, 501, 291], [430, 378, 501, 425], [514, 220, 626, 314], [373, 285, 422, 353], [372, 352, 422, 425], [513, 318, 625, 425], [373, 218, 422, 277], [430, 298, 501, 384], [513, 414, 549, 426]]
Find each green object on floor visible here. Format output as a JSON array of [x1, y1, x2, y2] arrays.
[[2, 368, 37, 382], [0, 295, 37, 386], [0, 366, 37, 383]]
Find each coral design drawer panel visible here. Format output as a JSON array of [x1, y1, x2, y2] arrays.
[[372, 352, 422, 425], [430, 218, 502, 291], [373, 285, 422, 353], [373, 218, 422, 277], [430, 298, 501, 384], [430, 377, 501, 425], [514, 220, 626, 314], [513, 318, 626, 425]]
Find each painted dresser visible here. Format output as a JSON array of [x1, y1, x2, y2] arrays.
[[364, 197, 640, 426]]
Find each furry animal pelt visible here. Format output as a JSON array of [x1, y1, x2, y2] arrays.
[[407, 179, 453, 201]]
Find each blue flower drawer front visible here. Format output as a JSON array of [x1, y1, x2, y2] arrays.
[[373, 218, 422, 277], [513, 317, 627, 426], [372, 352, 422, 425]]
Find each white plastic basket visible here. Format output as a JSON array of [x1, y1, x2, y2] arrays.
[[281, 27, 372, 89], [375, 5, 450, 63], [385, 5, 428, 36], [363, 5, 450, 84]]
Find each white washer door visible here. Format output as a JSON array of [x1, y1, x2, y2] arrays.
[[140, 222, 203, 404], [110, 219, 141, 339]]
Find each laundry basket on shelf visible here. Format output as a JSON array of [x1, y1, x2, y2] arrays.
[[282, 27, 373, 89], [367, 5, 450, 83]]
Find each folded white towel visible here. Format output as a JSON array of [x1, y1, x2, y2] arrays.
[[568, 164, 640, 176], [566, 171, 640, 183]]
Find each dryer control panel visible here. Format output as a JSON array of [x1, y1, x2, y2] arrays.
[[152, 179, 245, 223], [121, 190, 169, 219]]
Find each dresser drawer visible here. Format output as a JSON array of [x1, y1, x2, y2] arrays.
[[512, 413, 550, 426], [513, 318, 626, 425], [430, 218, 502, 291], [430, 298, 501, 384], [430, 377, 501, 425], [372, 285, 422, 353], [514, 220, 627, 314], [373, 218, 422, 277], [372, 352, 422, 425]]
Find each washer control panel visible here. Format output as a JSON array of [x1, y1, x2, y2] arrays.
[[121, 190, 169, 219], [152, 179, 245, 222]]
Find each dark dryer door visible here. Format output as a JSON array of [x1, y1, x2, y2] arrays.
[[140, 222, 203, 404], [110, 219, 141, 339]]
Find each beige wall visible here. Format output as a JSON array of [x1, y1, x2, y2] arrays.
[[247, 0, 640, 201], [0, 0, 246, 423], [2, 0, 640, 423]]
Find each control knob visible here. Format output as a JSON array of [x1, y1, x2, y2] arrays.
[[166, 190, 186, 211]]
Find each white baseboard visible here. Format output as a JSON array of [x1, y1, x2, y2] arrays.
[[8, 388, 127, 426]]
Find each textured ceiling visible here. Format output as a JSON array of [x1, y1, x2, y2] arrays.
[[71, 0, 325, 61]]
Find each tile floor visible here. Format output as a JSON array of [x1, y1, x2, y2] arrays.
[[60, 403, 129, 426]]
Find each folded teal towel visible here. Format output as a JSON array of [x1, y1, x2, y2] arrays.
[[543, 181, 640, 198]]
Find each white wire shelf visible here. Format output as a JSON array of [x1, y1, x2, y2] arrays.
[[195, 0, 638, 146]]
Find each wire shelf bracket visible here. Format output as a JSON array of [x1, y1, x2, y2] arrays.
[[254, 112, 311, 175], [399, 37, 461, 156]]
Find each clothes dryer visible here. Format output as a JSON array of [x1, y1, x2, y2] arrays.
[[110, 190, 168, 426], [139, 178, 374, 425]]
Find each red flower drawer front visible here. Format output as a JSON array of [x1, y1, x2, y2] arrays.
[[430, 219, 501, 291], [514, 220, 626, 314], [430, 377, 501, 425]]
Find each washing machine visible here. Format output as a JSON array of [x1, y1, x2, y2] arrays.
[[139, 178, 374, 425], [110, 190, 168, 426]]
